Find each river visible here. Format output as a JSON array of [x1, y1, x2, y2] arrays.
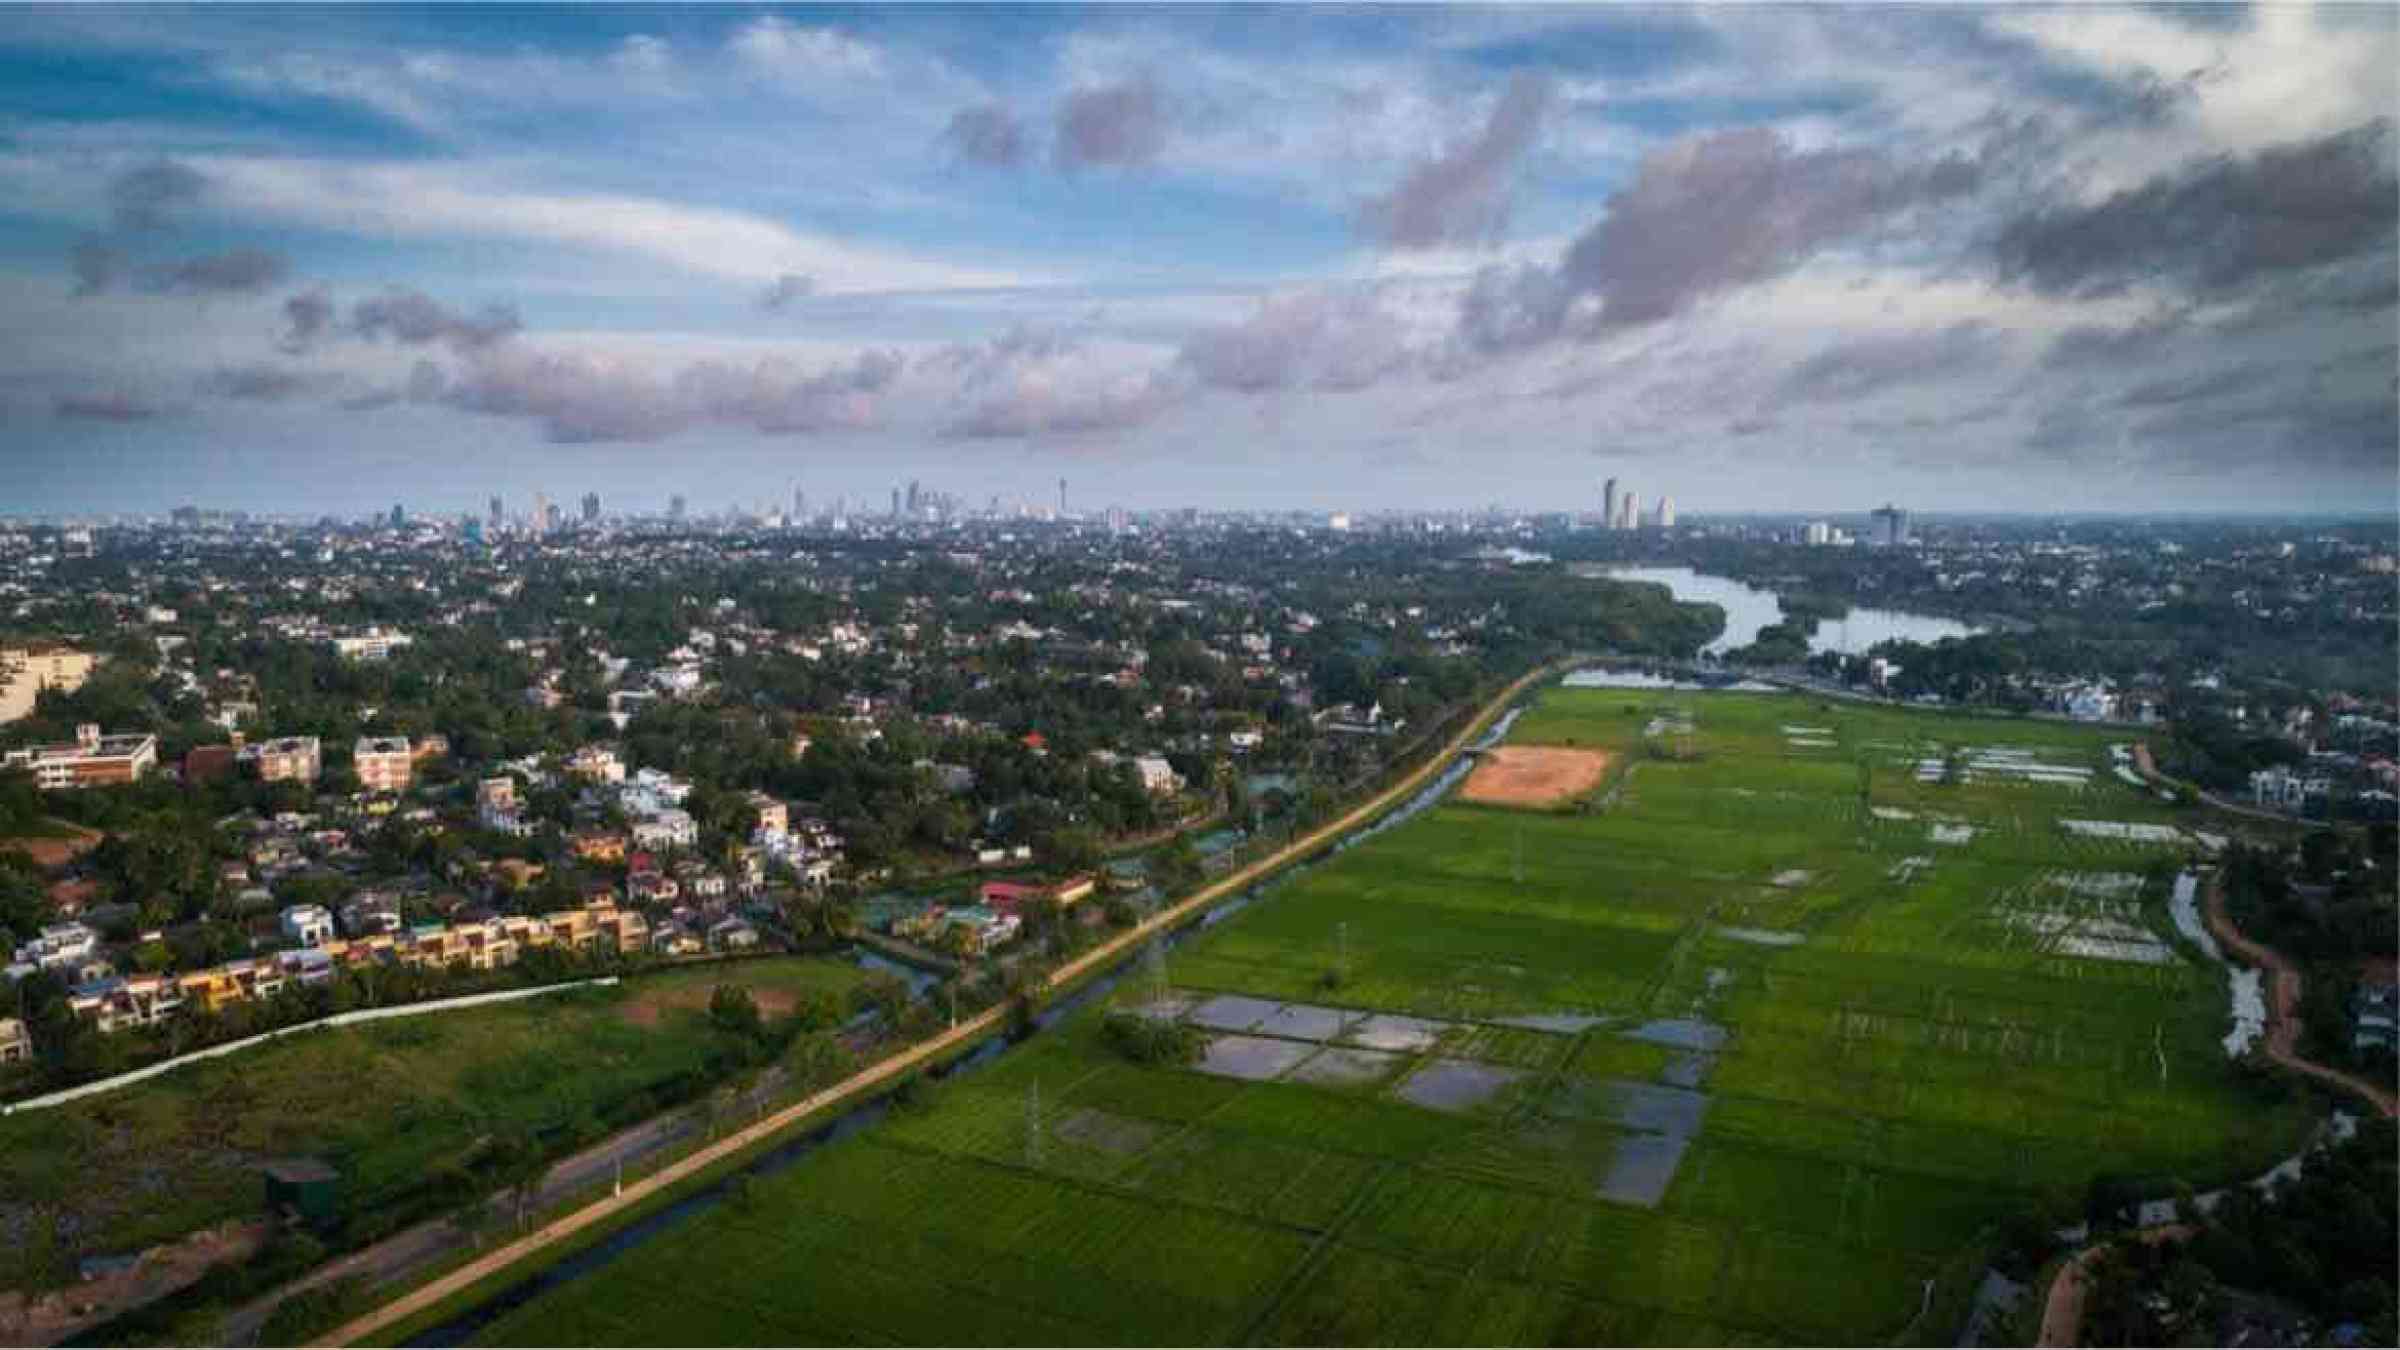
[[1590, 565, 1977, 656]]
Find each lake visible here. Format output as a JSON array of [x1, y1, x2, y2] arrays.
[[1593, 565, 1978, 656]]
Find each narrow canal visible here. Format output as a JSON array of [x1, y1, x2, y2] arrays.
[[403, 702, 1522, 1345]]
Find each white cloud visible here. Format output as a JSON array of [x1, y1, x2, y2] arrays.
[[191, 157, 1042, 293], [728, 17, 887, 80]]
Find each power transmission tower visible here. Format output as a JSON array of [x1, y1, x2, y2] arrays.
[[1026, 1081, 1043, 1169]]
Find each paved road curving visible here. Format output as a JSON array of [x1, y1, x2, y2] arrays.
[[311, 659, 1573, 1348]]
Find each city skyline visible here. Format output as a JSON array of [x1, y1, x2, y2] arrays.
[[1, 4, 2393, 516]]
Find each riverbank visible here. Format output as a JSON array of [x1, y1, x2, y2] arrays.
[[309, 657, 1575, 1348]]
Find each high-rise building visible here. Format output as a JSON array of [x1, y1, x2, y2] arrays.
[[1870, 503, 1910, 547], [669, 494, 687, 522], [1602, 477, 1618, 530], [890, 487, 902, 518], [532, 492, 549, 535], [581, 492, 601, 524], [488, 495, 503, 532], [793, 486, 806, 520], [1619, 490, 1639, 531], [388, 503, 405, 528], [1058, 477, 1068, 518], [1656, 496, 1676, 529]]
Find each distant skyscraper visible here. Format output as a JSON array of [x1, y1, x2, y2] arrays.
[[1656, 496, 1676, 529], [669, 494, 687, 521], [581, 491, 600, 524], [463, 516, 483, 544], [1619, 490, 1639, 531], [388, 503, 404, 528], [1058, 477, 1068, 518], [890, 486, 902, 518], [532, 492, 549, 534], [488, 495, 503, 532], [1870, 503, 1910, 546], [1602, 477, 1618, 530], [793, 485, 806, 520]]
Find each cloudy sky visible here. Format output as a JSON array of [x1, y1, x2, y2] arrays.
[[3, 3, 2393, 518]]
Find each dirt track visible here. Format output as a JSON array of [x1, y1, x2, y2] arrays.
[[1460, 746, 1611, 807], [2036, 1224, 2193, 1347], [310, 660, 1573, 1348], [0, 822, 104, 869], [2201, 876, 2398, 1118]]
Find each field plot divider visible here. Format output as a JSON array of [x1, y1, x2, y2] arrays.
[[315, 657, 1582, 1349]]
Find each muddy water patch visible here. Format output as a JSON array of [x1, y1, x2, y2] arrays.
[[1251, 1001, 1356, 1042], [1344, 1013, 1451, 1053], [1394, 1058, 1526, 1113], [1597, 1133, 1690, 1207], [1493, 1012, 1612, 1033], [1288, 1046, 1403, 1088], [1196, 1034, 1316, 1081], [1187, 994, 1284, 1033], [1715, 926, 1804, 947], [1660, 1051, 1714, 1089], [1627, 1018, 1728, 1052]]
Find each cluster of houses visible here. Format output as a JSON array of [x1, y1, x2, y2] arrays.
[[891, 873, 1098, 956], [7, 890, 761, 1040]]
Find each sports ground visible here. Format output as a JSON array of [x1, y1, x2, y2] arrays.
[[463, 684, 2307, 1346]]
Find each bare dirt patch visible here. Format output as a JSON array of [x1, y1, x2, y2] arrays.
[[0, 821, 105, 869], [1460, 746, 1613, 808], [619, 981, 801, 1029]]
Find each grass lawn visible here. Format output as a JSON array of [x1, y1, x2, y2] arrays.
[[457, 688, 2309, 1346], [0, 955, 866, 1293]]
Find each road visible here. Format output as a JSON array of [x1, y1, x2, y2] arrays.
[[310, 659, 1571, 1348], [2035, 1224, 2194, 1347], [2199, 874, 2398, 1118], [224, 1068, 788, 1344]]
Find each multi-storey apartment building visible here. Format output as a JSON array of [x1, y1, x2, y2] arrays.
[[353, 736, 414, 793], [2, 724, 157, 789], [240, 735, 322, 783]]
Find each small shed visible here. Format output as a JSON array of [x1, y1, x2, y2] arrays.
[[261, 1157, 342, 1228]]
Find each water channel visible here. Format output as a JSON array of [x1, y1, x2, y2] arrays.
[[1589, 565, 1978, 656], [403, 702, 1512, 1346]]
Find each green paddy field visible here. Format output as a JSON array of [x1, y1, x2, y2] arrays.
[[468, 686, 2307, 1346]]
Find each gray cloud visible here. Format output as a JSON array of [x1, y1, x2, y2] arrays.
[[1994, 120, 2397, 298], [944, 104, 1028, 167], [2040, 313, 2186, 367], [1561, 127, 1982, 327], [70, 238, 123, 297], [1359, 73, 1552, 250], [109, 159, 207, 232], [1452, 263, 1579, 356], [142, 247, 290, 296], [1773, 322, 2004, 406], [1055, 78, 1166, 170], [756, 273, 815, 312], [280, 288, 335, 351], [2116, 362, 2276, 409], [676, 347, 905, 433], [352, 288, 523, 351], [1178, 290, 1415, 392], [340, 358, 448, 411], [440, 345, 906, 443], [204, 364, 336, 401], [55, 392, 164, 422], [933, 327, 1180, 437]]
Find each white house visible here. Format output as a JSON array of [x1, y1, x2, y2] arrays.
[[279, 904, 334, 947], [631, 809, 699, 850]]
